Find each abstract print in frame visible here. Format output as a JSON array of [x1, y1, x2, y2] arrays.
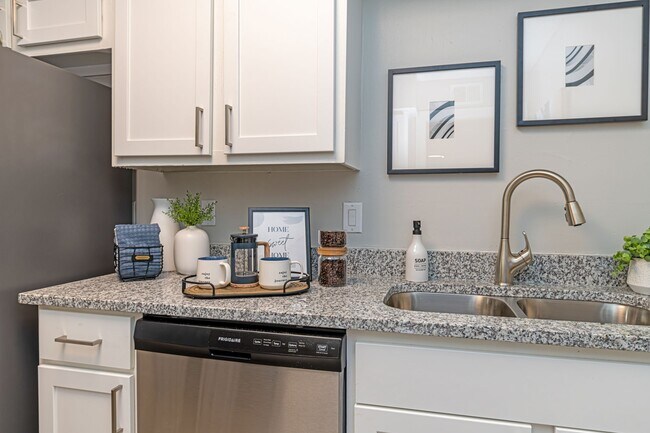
[[518, 0, 649, 126], [388, 61, 501, 174]]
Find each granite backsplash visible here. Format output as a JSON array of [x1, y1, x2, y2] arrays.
[[210, 245, 625, 288]]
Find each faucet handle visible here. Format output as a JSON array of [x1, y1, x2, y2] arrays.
[[518, 231, 533, 263]]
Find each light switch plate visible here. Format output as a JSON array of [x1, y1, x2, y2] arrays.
[[201, 200, 217, 226], [343, 202, 362, 233]]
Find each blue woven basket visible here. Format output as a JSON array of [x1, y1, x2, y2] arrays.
[[114, 244, 163, 281], [114, 224, 163, 281]]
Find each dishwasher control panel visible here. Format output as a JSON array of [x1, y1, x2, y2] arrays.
[[209, 328, 342, 358]]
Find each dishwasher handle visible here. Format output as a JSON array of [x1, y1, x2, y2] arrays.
[[209, 349, 252, 362]]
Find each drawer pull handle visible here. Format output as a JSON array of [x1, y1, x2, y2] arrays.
[[54, 335, 103, 347], [111, 385, 124, 433]]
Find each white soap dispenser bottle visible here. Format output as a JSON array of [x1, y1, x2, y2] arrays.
[[406, 221, 429, 282]]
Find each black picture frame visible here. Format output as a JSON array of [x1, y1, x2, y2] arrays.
[[517, 0, 649, 126], [248, 207, 312, 281], [387, 61, 501, 175]]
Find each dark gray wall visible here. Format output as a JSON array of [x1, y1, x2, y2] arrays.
[[0, 47, 132, 433]]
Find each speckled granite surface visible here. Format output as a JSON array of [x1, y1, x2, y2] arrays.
[[19, 270, 650, 352], [212, 245, 625, 287]]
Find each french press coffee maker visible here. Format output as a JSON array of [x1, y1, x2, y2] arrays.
[[230, 226, 270, 287]]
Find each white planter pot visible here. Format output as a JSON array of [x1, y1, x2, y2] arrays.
[[627, 259, 650, 295], [150, 198, 180, 272], [174, 226, 210, 275]]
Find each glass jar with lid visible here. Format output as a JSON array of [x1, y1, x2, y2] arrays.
[[317, 246, 347, 287]]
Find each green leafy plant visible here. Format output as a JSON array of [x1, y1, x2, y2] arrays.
[[165, 192, 215, 227], [613, 227, 650, 276]]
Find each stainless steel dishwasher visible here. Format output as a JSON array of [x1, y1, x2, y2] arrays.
[[134, 316, 346, 433]]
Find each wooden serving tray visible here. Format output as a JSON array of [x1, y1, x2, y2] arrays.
[[181, 276, 310, 299]]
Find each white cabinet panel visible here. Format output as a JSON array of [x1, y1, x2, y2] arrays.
[[0, 0, 9, 47], [39, 308, 134, 371], [113, 0, 212, 156], [14, 0, 102, 47], [355, 342, 650, 433], [39, 365, 134, 433], [355, 405, 532, 433], [555, 429, 605, 433], [224, 0, 335, 154]]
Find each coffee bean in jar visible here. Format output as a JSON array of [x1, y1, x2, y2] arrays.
[[319, 230, 347, 248], [317, 247, 347, 287]]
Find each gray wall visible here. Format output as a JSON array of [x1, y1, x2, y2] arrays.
[[0, 47, 132, 433], [136, 0, 650, 255]]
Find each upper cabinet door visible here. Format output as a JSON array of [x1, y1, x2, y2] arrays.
[[224, 0, 335, 154], [13, 0, 102, 47], [113, 0, 212, 157]]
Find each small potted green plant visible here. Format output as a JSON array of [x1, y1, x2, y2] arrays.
[[613, 227, 650, 295], [165, 192, 215, 275]]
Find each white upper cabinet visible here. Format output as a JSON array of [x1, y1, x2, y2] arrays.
[[9, 0, 113, 56], [113, 0, 213, 157], [223, 0, 335, 155], [113, 0, 362, 170], [0, 0, 9, 47], [13, 0, 102, 47]]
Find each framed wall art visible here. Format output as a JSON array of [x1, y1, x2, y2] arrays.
[[517, 0, 649, 126], [388, 61, 501, 174], [248, 207, 312, 279]]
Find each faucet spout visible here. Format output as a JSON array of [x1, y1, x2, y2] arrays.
[[495, 170, 585, 286]]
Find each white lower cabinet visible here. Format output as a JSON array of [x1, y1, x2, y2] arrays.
[[350, 333, 650, 433], [37, 307, 139, 433], [39, 365, 134, 433], [355, 405, 532, 433]]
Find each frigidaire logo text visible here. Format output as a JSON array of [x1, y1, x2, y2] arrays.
[[218, 336, 241, 344]]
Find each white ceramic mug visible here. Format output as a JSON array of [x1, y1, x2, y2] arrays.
[[196, 256, 231, 288], [259, 257, 304, 290]]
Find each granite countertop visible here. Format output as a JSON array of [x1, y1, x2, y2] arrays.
[[18, 272, 650, 353]]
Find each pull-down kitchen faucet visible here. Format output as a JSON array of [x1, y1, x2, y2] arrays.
[[495, 170, 586, 286]]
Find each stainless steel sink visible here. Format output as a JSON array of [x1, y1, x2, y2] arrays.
[[517, 298, 650, 326], [384, 291, 650, 326], [384, 293, 517, 317]]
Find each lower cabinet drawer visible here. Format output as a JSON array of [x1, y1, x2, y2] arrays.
[[355, 342, 649, 433], [39, 308, 134, 370], [355, 405, 532, 433]]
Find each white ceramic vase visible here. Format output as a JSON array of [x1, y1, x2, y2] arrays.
[[174, 226, 210, 275], [627, 259, 650, 295], [150, 198, 180, 272]]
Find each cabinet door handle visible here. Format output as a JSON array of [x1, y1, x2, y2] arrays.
[[11, 0, 23, 39], [225, 104, 233, 148], [195, 106, 204, 149], [54, 335, 103, 347], [111, 385, 124, 433]]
